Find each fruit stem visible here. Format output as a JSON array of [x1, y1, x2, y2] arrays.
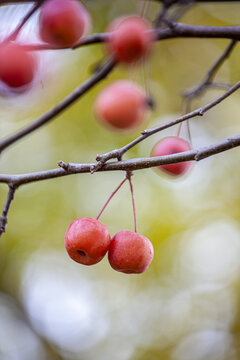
[[96, 177, 127, 221], [127, 172, 137, 233]]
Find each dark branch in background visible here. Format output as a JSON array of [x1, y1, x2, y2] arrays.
[[0, 57, 116, 154], [155, 0, 195, 27], [156, 23, 240, 41], [0, 0, 240, 236], [23, 25, 240, 52], [6, 1, 42, 42], [91, 80, 240, 170], [184, 39, 237, 100], [0, 185, 16, 236], [7, 24, 240, 153], [23, 33, 109, 51], [0, 8, 239, 152]]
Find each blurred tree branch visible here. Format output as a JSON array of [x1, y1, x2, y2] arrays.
[[183, 40, 237, 101], [1, 24, 240, 154], [90, 80, 240, 170], [0, 57, 116, 154], [1, 0, 240, 237], [24, 25, 240, 52]]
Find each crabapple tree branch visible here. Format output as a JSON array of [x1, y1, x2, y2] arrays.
[[0, 135, 239, 189], [0, 0, 240, 239], [6, 1, 43, 42], [92, 79, 240, 169], [0, 57, 116, 154], [1, 8, 239, 153], [0, 185, 16, 236], [22, 25, 240, 52], [183, 39, 237, 100], [156, 23, 240, 41]]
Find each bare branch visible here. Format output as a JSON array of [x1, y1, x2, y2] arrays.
[[0, 135, 240, 187], [22, 33, 108, 52], [0, 57, 116, 154], [92, 80, 240, 168], [184, 40, 237, 100], [156, 23, 240, 41], [0, 185, 16, 236], [0, 0, 240, 238], [6, 2, 42, 42], [21, 26, 240, 53]]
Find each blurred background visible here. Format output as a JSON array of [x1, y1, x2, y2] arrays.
[[1, 0, 240, 359]]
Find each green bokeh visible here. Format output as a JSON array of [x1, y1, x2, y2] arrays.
[[1, 1, 240, 359]]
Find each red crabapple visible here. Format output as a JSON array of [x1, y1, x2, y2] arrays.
[[65, 217, 111, 265], [151, 136, 192, 176], [0, 42, 36, 88], [94, 80, 148, 130], [39, 0, 91, 47], [107, 16, 154, 63], [108, 230, 154, 274]]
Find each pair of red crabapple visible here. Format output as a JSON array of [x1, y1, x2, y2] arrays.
[[64, 217, 154, 274]]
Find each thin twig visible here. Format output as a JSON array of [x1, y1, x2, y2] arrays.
[[22, 33, 109, 51], [20, 25, 240, 53], [184, 40, 237, 100], [93, 80, 240, 167], [6, 2, 42, 42], [0, 185, 16, 236]]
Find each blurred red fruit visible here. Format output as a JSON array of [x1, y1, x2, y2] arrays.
[[39, 0, 91, 47], [108, 230, 154, 274], [151, 136, 192, 176], [0, 42, 36, 88], [65, 217, 111, 265], [107, 15, 154, 63], [94, 80, 148, 130]]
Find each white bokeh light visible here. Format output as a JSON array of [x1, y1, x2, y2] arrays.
[[21, 251, 110, 354], [177, 220, 240, 286], [0, 292, 45, 360]]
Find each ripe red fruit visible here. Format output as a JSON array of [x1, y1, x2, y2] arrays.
[[107, 16, 154, 63], [64, 217, 111, 265], [151, 136, 192, 176], [39, 0, 91, 47], [94, 80, 148, 130], [108, 230, 154, 274], [0, 42, 36, 88]]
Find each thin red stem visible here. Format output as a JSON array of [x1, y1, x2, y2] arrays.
[[128, 175, 137, 233], [96, 177, 127, 221]]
